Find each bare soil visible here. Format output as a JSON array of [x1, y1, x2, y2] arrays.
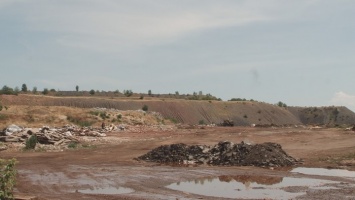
[[2, 127, 355, 200]]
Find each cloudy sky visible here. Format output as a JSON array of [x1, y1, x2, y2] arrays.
[[1, 0, 354, 110]]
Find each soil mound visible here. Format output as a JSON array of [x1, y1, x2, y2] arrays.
[[138, 141, 297, 167]]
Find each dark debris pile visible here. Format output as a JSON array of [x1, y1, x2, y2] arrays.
[[137, 141, 298, 167]]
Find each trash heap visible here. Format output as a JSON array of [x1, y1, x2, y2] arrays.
[[137, 141, 297, 167], [0, 124, 112, 147]]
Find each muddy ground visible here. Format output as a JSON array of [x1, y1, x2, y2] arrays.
[[2, 126, 355, 200]]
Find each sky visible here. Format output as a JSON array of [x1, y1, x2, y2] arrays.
[[1, 0, 355, 110]]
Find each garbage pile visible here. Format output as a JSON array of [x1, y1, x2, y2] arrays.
[[0, 124, 112, 147], [137, 141, 297, 167]]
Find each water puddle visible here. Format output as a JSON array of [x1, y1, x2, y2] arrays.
[[166, 175, 338, 199], [292, 167, 355, 179], [78, 186, 134, 195]]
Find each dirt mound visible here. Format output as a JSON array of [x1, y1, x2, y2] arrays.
[[137, 141, 297, 167]]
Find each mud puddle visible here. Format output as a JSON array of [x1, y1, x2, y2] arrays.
[[78, 186, 134, 195], [292, 167, 355, 179], [166, 175, 338, 199]]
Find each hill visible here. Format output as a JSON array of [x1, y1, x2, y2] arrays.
[[0, 94, 354, 127]]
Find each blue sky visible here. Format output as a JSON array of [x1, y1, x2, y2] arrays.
[[1, 0, 355, 110]]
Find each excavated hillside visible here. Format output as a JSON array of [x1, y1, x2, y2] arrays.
[[1, 94, 355, 126]]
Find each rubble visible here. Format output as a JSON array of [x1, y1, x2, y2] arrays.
[[219, 120, 234, 127], [0, 124, 114, 148], [137, 141, 298, 167]]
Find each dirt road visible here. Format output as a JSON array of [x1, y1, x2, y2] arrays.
[[2, 127, 355, 199]]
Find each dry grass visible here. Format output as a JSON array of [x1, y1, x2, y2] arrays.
[[0, 105, 162, 129]]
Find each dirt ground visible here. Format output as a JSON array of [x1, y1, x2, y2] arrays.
[[2, 126, 355, 200]]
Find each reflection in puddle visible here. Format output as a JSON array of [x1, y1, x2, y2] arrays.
[[78, 186, 134, 195], [292, 167, 355, 178], [167, 175, 338, 199]]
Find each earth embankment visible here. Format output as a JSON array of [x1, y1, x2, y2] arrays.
[[1, 94, 355, 126]]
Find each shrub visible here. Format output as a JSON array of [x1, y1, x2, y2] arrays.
[[89, 89, 95, 95], [68, 142, 78, 149], [198, 119, 205, 125], [25, 135, 37, 150], [142, 105, 148, 111], [42, 88, 49, 95], [67, 115, 94, 127], [32, 86, 37, 94], [243, 114, 248, 118], [124, 90, 133, 97], [0, 159, 17, 200]]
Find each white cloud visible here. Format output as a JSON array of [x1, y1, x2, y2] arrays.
[[19, 1, 274, 52], [331, 92, 355, 111]]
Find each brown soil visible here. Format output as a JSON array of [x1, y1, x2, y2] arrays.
[[2, 127, 355, 200]]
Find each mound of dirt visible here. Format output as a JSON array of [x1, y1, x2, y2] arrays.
[[137, 141, 297, 167]]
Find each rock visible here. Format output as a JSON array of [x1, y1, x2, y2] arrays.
[[5, 124, 23, 135]]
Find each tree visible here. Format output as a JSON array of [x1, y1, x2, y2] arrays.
[[32, 87, 37, 94], [42, 88, 49, 95], [1, 85, 14, 95], [21, 84, 27, 92], [76, 85, 79, 92], [89, 89, 95, 95], [14, 87, 19, 95], [148, 90, 152, 96], [276, 101, 287, 108], [124, 90, 133, 97]]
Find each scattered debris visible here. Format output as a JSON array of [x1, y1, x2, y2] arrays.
[[137, 141, 298, 167], [219, 120, 234, 127], [0, 124, 115, 148]]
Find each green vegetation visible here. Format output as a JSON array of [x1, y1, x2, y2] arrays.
[[0, 158, 17, 200], [142, 105, 148, 111], [32, 86, 37, 94], [276, 101, 287, 108], [0, 85, 14, 95], [124, 90, 133, 97], [76, 85, 79, 92], [21, 83, 27, 92], [167, 117, 178, 124], [68, 142, 78, 149], [67, 115, 94, 127], [89, 89, 95, 95], [148, 90, 152, 96], [42, 88, 49, 95], [229, 98, 253, 102], [89, 111, 109, 120], [198, 119, 205, 125], [25, 135, 38, 150]]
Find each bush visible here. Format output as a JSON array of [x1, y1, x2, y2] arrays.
[[124, 90, 133, 97], [67, 115, 94, 127], [25, 135, 37, 150], [89, 89, 95, 95], [0, 159, 17, 200], [142, 105, 148, 111], [198, 119, 205, 125], [42, 88, 49, 95], [68, 142, 78, 149]]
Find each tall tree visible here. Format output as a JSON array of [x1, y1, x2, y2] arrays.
[[21, 84, 27, 92], [76, 85, 79, 92]]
